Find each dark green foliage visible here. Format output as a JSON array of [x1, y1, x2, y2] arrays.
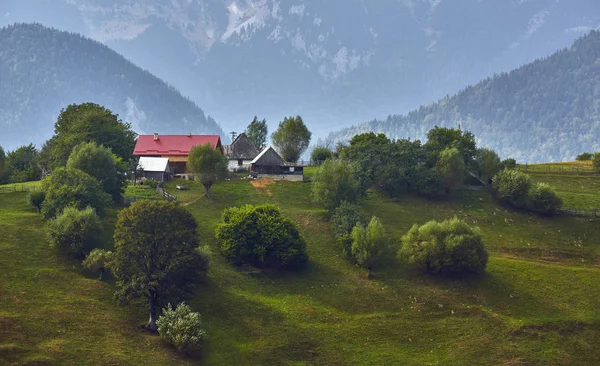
[[41, 167, 111, 219], [310, 146, 333, 164], [0, 145, 5, 178], [500, 158, 517, 170], [425, 127, 476, 165], [112, 200, 210, 331], [436, 147, 466, 193], [271, 116, 312, 162], [399, 217, 488, 274], [350, 217, 386, 278], [4, 144, 42, 183], [46, 206, 102, 258], [216, 204, 308, 270], [246, 116, 268, 150], [576, 152, 592, 161], [67, 142, 124, 202], [187, 143, 229, 197], [412, 168, 445, 199], [527, 183, 563, 215], [472, 148, 502, 183], [312, 159, 361, 211], [28, 190, 46, 213], [492, 169, 531, 208], [82, 248, 114, 281], [593, 152, 600, 171], [328, 31, 600, 162], [156, 302, 206, 352], [145, 179, 159, 189], [331, 201, 365, 258]]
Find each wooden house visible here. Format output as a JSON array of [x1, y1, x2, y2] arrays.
[[250, 146, 304, 181], [224, 133, 259, 171], [137, 157, 171, 182]]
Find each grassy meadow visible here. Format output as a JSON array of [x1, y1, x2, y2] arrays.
[[1, 167, 600, 364]]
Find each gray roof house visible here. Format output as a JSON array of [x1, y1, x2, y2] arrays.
[[225, 133, 260, 171]]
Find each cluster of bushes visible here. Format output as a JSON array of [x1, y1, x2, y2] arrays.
[[492, 169, 563, 214]]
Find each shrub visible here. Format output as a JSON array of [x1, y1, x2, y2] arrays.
[[399, 217, 488, 274], [145, 179, 159, 189], [310, 146, 333, 165], [156, 302, 206, 352], [28, 190, 46, 213], [216, 204, 308, 269], [593, 152, 600, 171], [492, 169, 531, 207], [500, 158, 517, 170], [436, 147, 466, 194], [351, 216, 386, 278], [41, 167, 111, 218], [82, 249, 113, 280], [413, 167, 445, 199], [472, 148, 502, 183], [312, 159, 362, 211], [331, 201, 365, 258], [46, 206, 103, 258], [576, 152, 592, 161], [527, 183, 563, 215]]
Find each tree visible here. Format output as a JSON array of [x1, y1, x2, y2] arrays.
[[246, 116, 268, 150], [187, 143, 229, 197], [156, 302, 206, 353], [310, 146, 333, 165], [216, 204, 308, 269], [500, 158, 517, 170], [593, 152, 600, 171], [350, 217, 386, 278], [4, 144, 42, 183], [492, 169, 531, 208], [0, 146, 5, 179], [576, 152, 592, 161], [67, 142, 124, 202], [399, 217, 488, 274], [312, 159, 361, 211], [436, 147, 466, 194], [41, 167, 112, 219], [46, 103, 137, 168], [82, 249, 114, 281], [472, 148, 502, 184], [28, 190, 46, 213], [46, 206, 103, 258], [425, 127, 477, 165], [527, 183, 563, 215], [330, 201, 365, 258], [271, 116, 312, 162], [112, 200, 210, 331]]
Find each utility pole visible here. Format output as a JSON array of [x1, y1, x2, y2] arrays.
[[230, 131, 237, 142]]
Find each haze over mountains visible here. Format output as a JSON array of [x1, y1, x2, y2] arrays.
[[2, 1, 599, 138]]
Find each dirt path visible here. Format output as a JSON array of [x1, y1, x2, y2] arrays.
[[250, 178, 275, 196]]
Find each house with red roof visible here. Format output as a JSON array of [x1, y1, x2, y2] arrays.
[[134, 133, 223, 179]]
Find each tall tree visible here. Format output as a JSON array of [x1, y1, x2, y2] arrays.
[[271, 116, 312, 163], [5, 144, 42, 183], [425, 127, 476, 165], [187, 143, 229, 197], [47, 103, 137, 168], [112, 200, 209, 331], [472, 148, 502, 184], [0, 146, 5, 180], [312, 159, 361, 211], [351, 216, 386, 279], [246, 116, 268, 150], [436, 147, 466, 194]]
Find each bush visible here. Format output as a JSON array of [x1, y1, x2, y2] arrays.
[[41, 167, 111, 218], [399, 217, 488, 274], [28, 190, 46, 213], [436, 147, 466, 193], [156, 302, 206, 352], [145, 179, 159, 189], [527, 183, 563, 215], [46, 206, 103, 258], [312, 159, 362, 211], [330, 202, 365, 258], [351, 216, 386, 278], [472, 148, 502, 183], [216, 204, 308, 269], [492, 169, 531, 207], [82, 249, 113, 280], [310, 146, 333, 165], [500, 158, 517, 170], [593, 152, 600, 171], [576, 152, 592, 161]]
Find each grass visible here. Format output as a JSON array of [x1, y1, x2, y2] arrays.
[[527, 172, 600, 209], [124, 184, 160, 199], [0, 180, 41, 193], [2, 169, 600, 364]]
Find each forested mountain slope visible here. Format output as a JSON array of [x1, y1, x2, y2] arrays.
[[0, 23, 225, 150], [328, 31, 600, 163]]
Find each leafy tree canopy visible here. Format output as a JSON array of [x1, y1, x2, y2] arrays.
[[312, 159, 362, 212], [472, 148, 502, 184], [436, 147, 466, 193], [271, 116, 312, 163], [46, 206, 103, 258], [246, 116, 268, 150], [3, 143, 41, 183], [425, 126, 476, 164], [187, 143, 229, 197], [351, 216, 386, 278]]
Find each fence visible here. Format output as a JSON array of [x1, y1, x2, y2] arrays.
[[157, 184, 177, 202], [558, 207, 600, 217], [518, 164, 597, 175], [0, 184, 37, 193]]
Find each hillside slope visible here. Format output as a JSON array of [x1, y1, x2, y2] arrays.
[[328, 31, 600, 163], [0, 23, 225, 150]]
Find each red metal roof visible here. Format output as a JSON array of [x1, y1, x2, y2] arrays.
[[134, 135, 222, 156]]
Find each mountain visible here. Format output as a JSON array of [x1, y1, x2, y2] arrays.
[[1, 0, 598, 137], [327, 31, 600, 163], [0, 23, 225, 151]]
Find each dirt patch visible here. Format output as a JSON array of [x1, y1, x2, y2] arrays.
[[250, 179, 275, 197]]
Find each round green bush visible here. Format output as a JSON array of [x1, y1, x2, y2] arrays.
[[492, 169, 531, 207], [46, 206, 103, 258], [527, 183, 563, 215], [399, 217, 488, 274], [156, 302, 206, 352], [28, 190, 46, 213], [216, 204, 308, 269]]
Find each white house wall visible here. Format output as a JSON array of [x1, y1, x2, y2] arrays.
[[228, 160, 253, 171]]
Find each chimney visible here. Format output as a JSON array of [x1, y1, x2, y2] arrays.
[[154, 133, 159, 141], [188, 132, 192, 137]]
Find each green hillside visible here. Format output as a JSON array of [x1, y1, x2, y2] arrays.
[[1, 171, 600, 364], [328, 31, 600, 163]]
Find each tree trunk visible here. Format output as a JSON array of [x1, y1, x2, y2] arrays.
[[147, 296, 158, 332], [204, 184, 211, 198], [367, 266, 372, 279], [98, 267, 104, 281]]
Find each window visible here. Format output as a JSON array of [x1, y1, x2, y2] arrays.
[[289, 167, 295, 172], [238, 159, 243, 166]]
